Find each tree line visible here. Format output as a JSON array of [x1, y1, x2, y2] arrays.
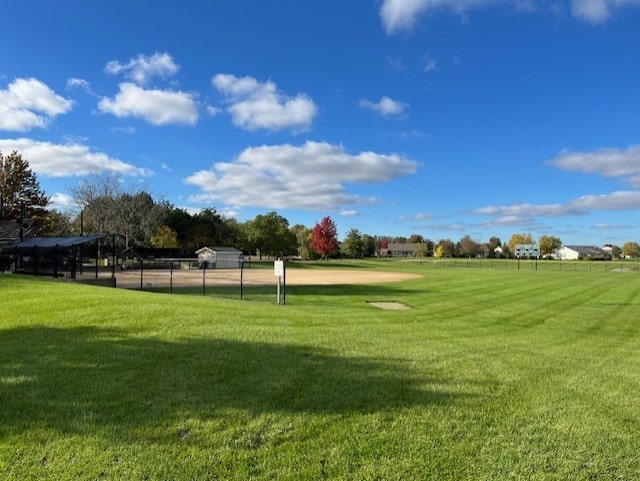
[[2, 150, 640, 260]]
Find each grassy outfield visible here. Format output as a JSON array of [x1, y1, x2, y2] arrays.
[[1, 262, 640, 480]]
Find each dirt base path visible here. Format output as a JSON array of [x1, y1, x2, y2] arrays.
[[283, 269, 422, 285], [111, 268, 422, 288]]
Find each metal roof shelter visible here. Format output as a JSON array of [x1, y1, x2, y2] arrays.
[[4, 234, 115, 280], [6, 234, 106, 252]]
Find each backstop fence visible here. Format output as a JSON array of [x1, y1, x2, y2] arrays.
[[76, 258, 285, 303]]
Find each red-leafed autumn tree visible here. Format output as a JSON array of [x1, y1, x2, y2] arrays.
[[310, 216, 339, 260]]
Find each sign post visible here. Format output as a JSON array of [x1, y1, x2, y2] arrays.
[[274, 259, 285, 305]]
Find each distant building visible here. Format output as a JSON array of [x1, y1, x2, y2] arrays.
[[515, 244, 539, 259], [557, 245, 611, 261], [380, 242, 427, 257], [196, 247, 243, 269]]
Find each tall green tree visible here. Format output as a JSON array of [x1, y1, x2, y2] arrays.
[[41, 209, 73, 236], [539, 235, 562, 257], [342, 228, 364, 258], [163, 206, 194, 248], [310, 216, 339, 260], [290, 224, 315, 260], [507, 233, 534, 253], [243, 211, 297, 258], [458, 235, 481, 258], [118, 192, 164, 248], [0, 151, 49, 221], [150, 226, 179, 248], [362, 234, 376, 258], [70, 171, 165, 247], [621, 241, 640, 258], [436, 239, 455, 257]]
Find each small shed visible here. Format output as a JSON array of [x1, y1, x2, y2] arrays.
[[195, 247, 243, 269]]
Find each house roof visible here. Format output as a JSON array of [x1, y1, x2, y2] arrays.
[[383, 243, 424, 252], [563, 245, 608, 256]]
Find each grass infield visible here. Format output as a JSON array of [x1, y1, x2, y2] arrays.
[[1, 260, 640, 480]]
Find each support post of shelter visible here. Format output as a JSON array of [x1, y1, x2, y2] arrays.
[[53, 245, 59, 278], [202, 262, 206, 297], [111, 234, 116, 279], [240, 260, 243, 300], [95, 239, 100, 279]]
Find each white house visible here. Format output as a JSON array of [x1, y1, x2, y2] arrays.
[[556, 245, 610, 261], [195, 247, 243, 269]]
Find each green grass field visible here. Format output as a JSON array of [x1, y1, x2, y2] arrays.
[[2, 261, 640, 480]]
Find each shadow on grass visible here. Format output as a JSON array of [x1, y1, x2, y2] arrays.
[[130, 283, 429, 304], [285, 283, 428, 299], [0, 326, 459, 437]]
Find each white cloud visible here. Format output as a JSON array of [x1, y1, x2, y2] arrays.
[[206, 105, 222, 116], [66, 77, 94, 95], [549, 145, 640, 186], [340, 210, 359, 217], [422, 54, 438, 72], [104, 52, 179, 85], [98, 83, 198, 126], [184, 141, 419, 210], [0, 78, 73, 131], [49, 192, 78, 210], [109, 126, 136, 136], [393, 129, 428, 140], [0, 138, 152, 177], [593, 222, 633, 229], [359, 96, 409, 117], [388, 56, 404, 70], [379, 0, 499, 34], [474, 190, 640, 218], [571, 0, 640, 23], [379, 0, 640, 33], [212, 73, 318, 132], [571, 0, 612, 22]]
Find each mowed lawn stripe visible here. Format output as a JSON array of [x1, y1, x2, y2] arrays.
[[1, 266, 640, 480]]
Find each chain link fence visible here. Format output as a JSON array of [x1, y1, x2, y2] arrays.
[[107, 258, 283, 302]]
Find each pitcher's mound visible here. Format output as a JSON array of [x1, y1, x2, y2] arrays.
[[366, 301, 411, 310]]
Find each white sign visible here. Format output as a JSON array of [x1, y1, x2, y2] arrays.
[[274, 260, 284, 277]]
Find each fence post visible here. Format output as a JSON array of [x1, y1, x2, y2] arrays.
[[240, 260, 244, 301], [283, 259, 286, 305], [202, 262, 206, 297]]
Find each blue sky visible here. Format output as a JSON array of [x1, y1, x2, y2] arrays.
[[2, 0, 640, 245]]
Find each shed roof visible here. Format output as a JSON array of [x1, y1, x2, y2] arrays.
[[195, 246, 242, 255]]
